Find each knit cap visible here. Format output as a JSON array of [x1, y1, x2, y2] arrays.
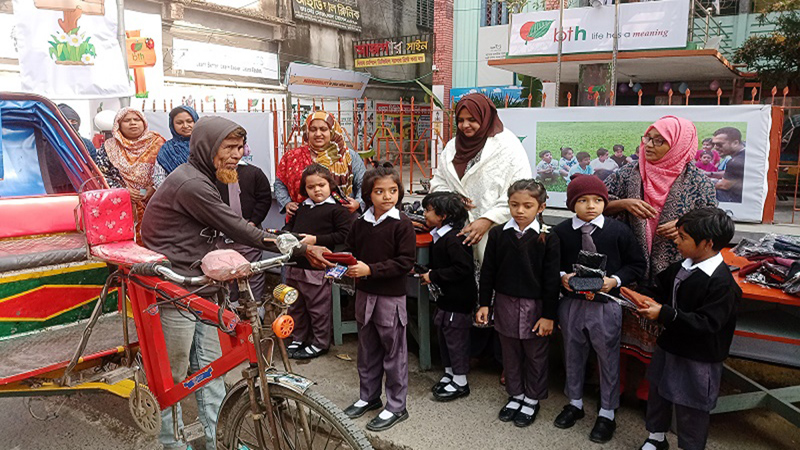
[[566, 174, 609, 212]]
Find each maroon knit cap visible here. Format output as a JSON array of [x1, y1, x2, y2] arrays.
[[566, 174, 609, 212]]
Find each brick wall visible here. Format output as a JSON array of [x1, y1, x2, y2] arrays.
[[433, 0, 454, 107]]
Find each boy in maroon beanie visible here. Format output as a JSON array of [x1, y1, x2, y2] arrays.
[[552, 175, 646, 443]]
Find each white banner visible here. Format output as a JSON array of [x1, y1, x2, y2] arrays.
[[508, 0, 690, 56], [172, 39, 279, 80], [13, 0, 133, 99], [477, 25, 514, 87], [498, 105, 772, 223], [286, 62, 370, 99]]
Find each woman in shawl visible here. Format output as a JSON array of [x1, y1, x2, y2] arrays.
[[95, 108, 166, 242], [604, 115, 717, 401], [275, 111, 365, 215], [430, 93, 531, 264], [157, 105, 199, 174]]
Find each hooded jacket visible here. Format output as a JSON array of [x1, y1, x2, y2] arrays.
[[58, 103, 97, 161], [142, 116, 298, 276]]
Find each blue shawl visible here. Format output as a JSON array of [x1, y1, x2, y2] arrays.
[[157, 105, 199, 174]]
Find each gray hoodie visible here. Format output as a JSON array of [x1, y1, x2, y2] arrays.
[[142, 116, 291, 276]]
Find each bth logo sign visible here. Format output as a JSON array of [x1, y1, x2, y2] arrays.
[[519, 20, 587, 43]]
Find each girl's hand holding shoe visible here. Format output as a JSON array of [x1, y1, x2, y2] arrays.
[[600, 277, 618, 293], [420, 271, 432, 285], [475, 306, 490, 325], [346, 261, 371, 278], [561, 273, 575, 291], [532, 318, 554, 337], [637, 298, 662, 321]]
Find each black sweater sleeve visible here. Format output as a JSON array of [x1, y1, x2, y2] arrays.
[[612, 224, 647, 286], [315, 208, 356, 248], [479, 228, 499, 307], [365, 219, 416, 278], [429, 237, 473, 285], [658, 278, 739, 335], [541, 232, 562, 320], [249, 168, 272, 225]]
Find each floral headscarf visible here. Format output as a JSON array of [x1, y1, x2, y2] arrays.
[[104, 107, 166, 188]]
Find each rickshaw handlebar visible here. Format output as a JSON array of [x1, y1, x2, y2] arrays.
[[129, 252, 293, 286]]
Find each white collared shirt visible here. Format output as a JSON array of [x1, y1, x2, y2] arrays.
[[571, 214, 605, 231], [430, 224, 453, 243], [362, 206, 400, 226], [503, 218, 541, 235], [681, 252, 724, 277], [302, 196, 336, 209]]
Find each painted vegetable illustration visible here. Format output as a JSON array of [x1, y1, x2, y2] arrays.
[[519, 19, 555, 44]]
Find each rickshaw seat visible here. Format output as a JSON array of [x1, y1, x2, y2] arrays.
[[78, 189, 167, 266]]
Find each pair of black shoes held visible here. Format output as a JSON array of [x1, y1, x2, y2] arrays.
[[553, 404, 616, 443], [498, 397, 540, 428], [430, 374, 470, 401], [343, 399, 408, 432]]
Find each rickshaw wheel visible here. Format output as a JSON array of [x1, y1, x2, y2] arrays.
[[129, 384, 161, 436]]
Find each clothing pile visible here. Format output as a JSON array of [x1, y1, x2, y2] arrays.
[[732, 233, 800, 294]]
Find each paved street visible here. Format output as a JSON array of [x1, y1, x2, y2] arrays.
[[2, 336, 799, 450]]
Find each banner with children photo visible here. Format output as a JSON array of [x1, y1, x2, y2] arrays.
[[497, 105, 773, 222]]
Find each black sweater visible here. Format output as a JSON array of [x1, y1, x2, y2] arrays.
[[553, 216, 646, 298], [345, 212, 416, 296], [284, 202, 355, 269], [479, 226, 561, 319], [216, 164, 272, 226], [650, 260, 741, 363], [429, 228, 476, 314]]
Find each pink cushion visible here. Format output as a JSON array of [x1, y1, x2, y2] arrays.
[[0, 195, 79, 238], [90, 241, 166, 266], [79, 189, 135, 245]]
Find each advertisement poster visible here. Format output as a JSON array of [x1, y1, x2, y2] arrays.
[[291, 0, 362, 33], [13, 0, 133, 99], [477, 25, 513, 86], [172, 39, 279, 80], [508, 0, 690, 57], [353, 34, 432, 68], [450, 86, 525, 108], [497, 105, 772, 222], [286, 62, 370, 98]]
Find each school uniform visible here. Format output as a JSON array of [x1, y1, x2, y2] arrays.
[[480, 219, 560, 400], [429, 224, 476, 376], [553, 215, 646, 411], [645, 253, 740, 450], [347, 207, 416, 413], [284, 196, 355, 349]]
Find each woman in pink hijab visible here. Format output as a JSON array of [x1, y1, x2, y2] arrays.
[[603, 116, 717, 401]]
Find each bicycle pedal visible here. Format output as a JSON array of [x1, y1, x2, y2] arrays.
[[100, 366, 137, 385], [182, 421, 205, 442]]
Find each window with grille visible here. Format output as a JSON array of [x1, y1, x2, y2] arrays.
[[417, 0, 434, 29], [482, 0, 509, 27]]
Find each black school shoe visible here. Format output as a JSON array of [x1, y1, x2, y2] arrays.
[[432, 382, 470, 402], [589, 416, 617, 443], [286, 341, 304, 358], [366, 409, 409, 432], [293, 345, 328, 360], [343, 398, 382, 419], [498, 397, 523, 422], [513, 400, 540, 428], [553, 404, 585, 429], [431, 373, 452, 393], [639, 438, 669, 450]]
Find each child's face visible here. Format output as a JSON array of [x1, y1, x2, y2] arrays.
[[542, 153, 552, 163], [599, 154, 608, 162], [423, 205, 445, 229], [304, 174, 332, 203], [614, 148, 624, 156], [700, 153, 712, 165], [574, 194, 605, 222], [370, 176, 400, 217], [702, 141, 713, 151], [674, 226, 713, 260], [564, 150, 574, 160], [579, 157, 590, 168], [508, 191, 545, 229]]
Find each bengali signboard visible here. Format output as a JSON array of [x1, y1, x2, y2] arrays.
[[292, 0, 362, 33], [286, 62, 369, 98], [172, 39, 279, 80], [508, 0, 690, 56], [353, 34, 433, 68]]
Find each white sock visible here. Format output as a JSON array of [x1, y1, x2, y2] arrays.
[[288, 341, 302, 349], [377, 409, 394, 420], [519, 396, 538, 415], [505, 394, 524, 409], [439, 368, 453, 384], [642, 433, 666, 450], [444, 366, 454, 376], [569, 398, 584, 410], [599, 408, 615, 420], [353, 399, 369, 408], [452, 374, 467, 386]]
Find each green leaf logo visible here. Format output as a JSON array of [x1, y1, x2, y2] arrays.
[[134, 42, 143, 51], [529, 19, 554, 40]]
